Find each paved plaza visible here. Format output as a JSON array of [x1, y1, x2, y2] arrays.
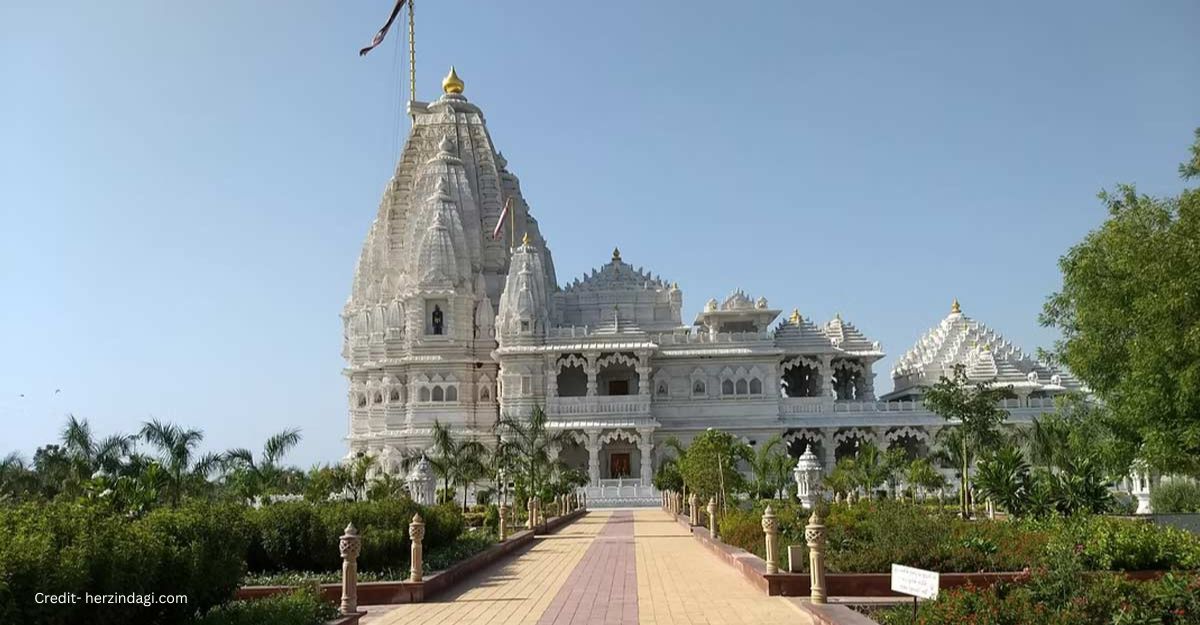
[[362, 510, 811, 625]]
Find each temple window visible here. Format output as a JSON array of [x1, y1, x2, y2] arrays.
[[419, 387, 431, 402], [782, 360, 822, 398], [373, 392, 383, 404], [557, 357, 587, 397], [693, 380, 706, 395], [521, 375, 532, 394], [389, 389, 400, 402], [520, 320, 530, 332], [480, 386, 491, 401], [656, 382, 668, 397], [735, 379, 748, 395], [446, 386, 458, 402], [357, 395, 367, 408], [432, 386, 444, 401], [749, 378, 762, 395], [722, 380, 735, 396]]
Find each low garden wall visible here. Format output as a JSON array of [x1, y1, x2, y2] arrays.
[[237, 508, 589, 605]]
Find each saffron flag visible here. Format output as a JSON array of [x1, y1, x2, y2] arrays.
[[493, 198, 512, 240], [359, 0, 408, 57]]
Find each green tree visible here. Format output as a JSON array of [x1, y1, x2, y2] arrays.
[[677, 429, 749, 510], [904, 458, 945, 501], [923, 364, 1014, 518], [431, 420, 490, 510], [1041, 131, 1200, 475]]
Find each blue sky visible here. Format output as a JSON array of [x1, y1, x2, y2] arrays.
[[1, 1, 1197, 466]]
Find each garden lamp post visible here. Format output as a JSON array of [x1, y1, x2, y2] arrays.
[[793, 444, 823, 510]]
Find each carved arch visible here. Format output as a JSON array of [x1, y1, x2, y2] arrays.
[[600, 429, 641, 445]]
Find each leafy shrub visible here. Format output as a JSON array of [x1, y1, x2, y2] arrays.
[[191, 587, 338, 625], [245, 500, 464, 574], [1041, 515, 1200, 571], [1152, 480, 1200, 513], [876, 572, 1200, 625], [0, 500, 248, 625]]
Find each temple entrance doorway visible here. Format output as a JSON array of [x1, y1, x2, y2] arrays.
[[609, 453, 631, 478]]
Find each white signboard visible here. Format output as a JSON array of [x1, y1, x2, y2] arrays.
[[891, 564, 939, 600]]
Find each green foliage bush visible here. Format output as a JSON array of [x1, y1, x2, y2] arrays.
[[191, 587, 338, 625], [720, 500, 1200, 574], [0, 500, 249, 625], [1152, 480, 1200, 514], [876, 572, 1200, 625], [244, 500, 464, 573]]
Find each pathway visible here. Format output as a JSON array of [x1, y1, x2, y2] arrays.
[[362, 509, 811, 625]]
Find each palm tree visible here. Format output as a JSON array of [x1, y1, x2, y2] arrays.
[[494, 406, 566, 511], [904, 458, 946, 502], [432, 421, 490, 510], [973, 445, 1031, 516], [59, 415, 135, 493], [224, 429, 303, 501], [139, 419, 220, 506], [747, 436, 791, 499], [0, 453, 35, 502]]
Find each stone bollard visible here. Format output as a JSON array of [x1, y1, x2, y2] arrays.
[[409, 513, 425, 583], [689, 493, 699, 526], [762, 505, 779, 574], [582, 492, 587, 510], [707, 497, 719, 542], [527, 497, 535, 530], [498, 504, 508, 542], [806, 507, 827, 604], [338, 523, 362, 615], [834, 492, 843, 505]]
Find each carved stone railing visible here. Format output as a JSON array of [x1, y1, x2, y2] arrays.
[[652, 330, 773, 345], [546, 396, 652, 416], [586, 478, 657, 503]]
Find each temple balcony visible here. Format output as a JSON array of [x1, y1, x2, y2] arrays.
[[546, 395, 652, 417]]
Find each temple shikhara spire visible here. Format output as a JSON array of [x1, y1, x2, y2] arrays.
[[341, 68, 1083, 506]]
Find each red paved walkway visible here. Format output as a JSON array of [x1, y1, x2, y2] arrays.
[[536, 510, 637, 625]]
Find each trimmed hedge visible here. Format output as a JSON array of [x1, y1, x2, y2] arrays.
[[0, 500, 249, 625], [244, 499, 464, 573], [720, 500, 1200, 574]]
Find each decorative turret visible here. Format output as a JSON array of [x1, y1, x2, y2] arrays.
[[497, 234, 551, 342], [414, 177, 470, 289]]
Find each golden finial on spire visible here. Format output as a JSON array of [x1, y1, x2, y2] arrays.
[[612, 247, 621, 262], [521, 232, 530, 246], [790, 309, 802, 325], [951, 298, 961, 314], [442, 66, 464, 94]]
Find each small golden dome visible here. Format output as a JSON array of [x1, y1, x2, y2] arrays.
[[951, 298, 961, 314], [522, 232, 530, 246], [612, 247, 621, 262], [790, 309, 802, 325], [442, 66, 464, 94]]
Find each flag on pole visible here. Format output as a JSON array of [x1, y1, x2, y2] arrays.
[[493, 198, 512, 241], [359, 0, 409, 57]]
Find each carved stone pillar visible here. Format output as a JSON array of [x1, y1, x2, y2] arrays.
[[707, 497, 719, 541], [762, 506, 779, 574], [498, 504, 508, 541], [637, 428, 654, 486], [806, 508, 827, 603], [545, 354, 559, 398], [585, 353, 598, 397], [338, 523, 362, 615], [636, 352, 652, 396], [862, 363, 876, 401], [409, 513, 425, 583], [585, 429, 601, 484]]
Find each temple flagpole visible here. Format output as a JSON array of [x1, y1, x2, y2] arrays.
[[408, 0, 416, 126]]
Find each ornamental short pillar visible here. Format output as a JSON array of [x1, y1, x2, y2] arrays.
[[762, 505, 779, 574], [707, 497, 719, 541], [806, 507, 827, 604], [409, 513, 425, 583], [338, 523, 362, 615], [688, 493, 699, 526], [526, 497, 535, 529], [498, 504, 508, 541]]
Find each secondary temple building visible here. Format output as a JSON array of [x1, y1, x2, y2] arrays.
[[342, 68, 1083, 505]]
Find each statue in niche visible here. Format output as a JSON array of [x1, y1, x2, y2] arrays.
[[432, 305, 444, 335]]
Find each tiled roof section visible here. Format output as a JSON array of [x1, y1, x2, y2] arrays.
[[773, 312, 836, 351], [891, 305, 1083, 393], [563, 254, 670, 293], [822, 315, 884, 356]]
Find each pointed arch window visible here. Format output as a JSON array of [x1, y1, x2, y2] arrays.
[[722, 380, 735, 396], [419, 387, 431, 402], [389, 389, 400, 402], [445, 386, 458, 402], [735, 379, 748, 395], [693, 380, 706, 396], [432, 386, 444, 402], [749, 378, 762, 395]]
